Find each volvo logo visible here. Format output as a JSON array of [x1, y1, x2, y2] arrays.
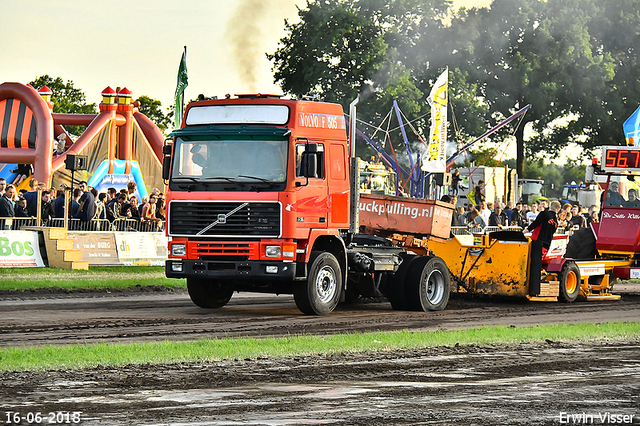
[[196, 202, 248, 235]]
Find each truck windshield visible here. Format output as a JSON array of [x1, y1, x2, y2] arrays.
[[172, 138, 288, 184]]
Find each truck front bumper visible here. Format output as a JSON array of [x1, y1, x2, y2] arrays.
[[166, 259, 297, 281]]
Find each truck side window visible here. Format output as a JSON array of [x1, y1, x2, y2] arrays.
[[296, 143, 324, 179]]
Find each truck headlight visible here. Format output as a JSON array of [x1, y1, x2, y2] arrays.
[[171, 262, 183, 272], [265, 245, 281, 257], [172, 244, 186, 256]]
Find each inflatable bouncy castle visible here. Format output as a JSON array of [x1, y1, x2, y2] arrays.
[[0, 82, 165, 198]]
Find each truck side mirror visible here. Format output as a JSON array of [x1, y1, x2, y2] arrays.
[[162, 156, 171, 180], [162, 143, 172, 181], [306, 153, 318, 178], [295, 142, 319, 187], [305, 142, 318, 178]]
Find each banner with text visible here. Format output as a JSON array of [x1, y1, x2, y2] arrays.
[[72, 233, 120, 265], [0, 231, 45, 267], [113, 232, 168, 266], [423, 68, 448, 173]]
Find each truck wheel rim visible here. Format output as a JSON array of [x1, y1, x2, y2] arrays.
[[316, 266, 337, 303], [566, 270, 578, 294], [425, 270, 445, 304]]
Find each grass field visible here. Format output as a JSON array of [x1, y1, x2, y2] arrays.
[[1, 322, 638, 371], [0, 266, 186, 291]]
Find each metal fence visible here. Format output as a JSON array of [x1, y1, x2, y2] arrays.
[[451, 225, 575, 236], [0, 217, 163, 232]]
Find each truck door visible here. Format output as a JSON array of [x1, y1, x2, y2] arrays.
[[326, 142, 349, 228], [294, 140, 328, 232]]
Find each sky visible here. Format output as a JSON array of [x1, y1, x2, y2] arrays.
[[9, 0, 573, 163], [0, 0, 489, 110]]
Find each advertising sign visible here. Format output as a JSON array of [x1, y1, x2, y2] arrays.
[[424, 68, 448, 173], [358, 194, 453, 239], [114, 232, 168, 266], [72, 233, 119, 265], [0, 231, 45, 267]]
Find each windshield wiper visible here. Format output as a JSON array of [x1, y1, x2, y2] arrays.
[[172, 176, 200, 182], [202, 176, 237, 182], [237, 175, 273, 183]]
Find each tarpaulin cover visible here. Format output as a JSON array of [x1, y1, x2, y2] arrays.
[[623, 105, 640, 146]]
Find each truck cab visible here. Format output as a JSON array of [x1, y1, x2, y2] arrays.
[[164, 95, 351, 313]]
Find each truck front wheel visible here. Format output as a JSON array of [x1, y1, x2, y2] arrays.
[[405, 256, 451, 311], [187, 278, 234, 309], [294, 252, 342, 315]]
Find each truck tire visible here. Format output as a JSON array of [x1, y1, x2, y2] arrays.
[[558, 261, 581, 303], [380, 252, 414, 311], [404, 256, 451, 311], [187, 278, 234, 308], [294, 252, 342, 315]]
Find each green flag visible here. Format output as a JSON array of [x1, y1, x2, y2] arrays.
[[174, 47, 188, 129]]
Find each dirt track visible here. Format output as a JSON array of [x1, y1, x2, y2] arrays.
[[2, 287, 640, 348], [1, 286, 639, 425]]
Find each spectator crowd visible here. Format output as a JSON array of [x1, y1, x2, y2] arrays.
[[0, 177, 166, 231], [442, 193, 600, 233]]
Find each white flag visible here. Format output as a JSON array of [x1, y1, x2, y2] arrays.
[[423, 68, 448, 173]]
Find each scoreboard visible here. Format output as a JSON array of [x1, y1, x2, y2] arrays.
[[602, 146, 640, 172]]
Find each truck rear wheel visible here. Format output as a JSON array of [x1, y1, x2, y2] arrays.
[[405, 256, 451, 311], [380, 253, 414, 311], [559, 262, 581, 303], [187, 278, 234, 308], [294, 252, 342, 315]]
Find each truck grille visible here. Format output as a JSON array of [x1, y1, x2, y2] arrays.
[[169, 201, 281, 238]]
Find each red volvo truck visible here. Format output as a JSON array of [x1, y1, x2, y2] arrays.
[[163, 94, 454, 315]]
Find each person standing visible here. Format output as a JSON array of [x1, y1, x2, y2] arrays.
[[526, 202, 539, 225], [451, 169, 461, 196], [75, 181, 96, 222], [510, 202, 524, 228], [53, 184, 68, 218], [503, 201, 514, 225], [479, 201, 491, 225], [474, 180, 485, 206], [468, 209, 487, 230], [141, 194, 163, 229], [0, 184, 16, 217], [14, 198, 28, 217], [107, 187, 117, 203], [126, 181, 137, 200], [569, 205, 587, 228], [69, 188, 81, 218], [95, 193, 107, 220], [40, 190, 55, 223], [24, 178, 39, 217], [527, 200, 561, 296], [0, 178, 6, 195], [0, 184, 16, 229], [489, 204, 509, 227]]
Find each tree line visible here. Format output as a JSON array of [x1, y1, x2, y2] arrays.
[[268, 0, 640, 178]]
